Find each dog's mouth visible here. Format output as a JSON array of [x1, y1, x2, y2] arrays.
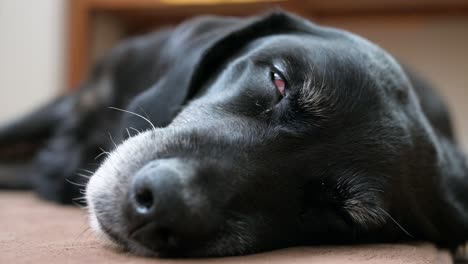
[[128, 222, 182, 257], [94, 206, 255, 258], [92, 210, 178, 257]]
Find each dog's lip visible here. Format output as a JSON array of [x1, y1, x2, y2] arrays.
[[127, 219, 221, 257], [128, 222, 180, 255], [127, 220, 150, 238], [96, 216, 130, 248]]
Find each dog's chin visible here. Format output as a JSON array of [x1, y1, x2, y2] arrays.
[[88, 213, 161, 257], [124, 240, 163, 258], [88, 208, 262, 258], [88, 221, 230, 258], [87, 208, 244, 258]]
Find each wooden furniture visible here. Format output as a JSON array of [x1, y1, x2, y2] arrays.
[[68, 0, 468, 89]]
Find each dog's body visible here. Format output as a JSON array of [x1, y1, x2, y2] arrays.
[[1, 11, 468, 257]]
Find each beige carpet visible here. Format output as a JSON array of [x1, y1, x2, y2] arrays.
[[0, 191, 453, 264]]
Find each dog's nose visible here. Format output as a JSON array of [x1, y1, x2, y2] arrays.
[[130, 160, 183, 216], [127, 159, 212, 251]]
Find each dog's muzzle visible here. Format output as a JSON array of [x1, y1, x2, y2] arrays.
[[125, 158, 219, 253]]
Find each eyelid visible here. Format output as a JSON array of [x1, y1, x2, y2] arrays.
[[272, 60, 286, 72], [271, 65, 288, 85]]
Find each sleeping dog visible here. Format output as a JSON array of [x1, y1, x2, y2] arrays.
[[0, 11, 467, 257]]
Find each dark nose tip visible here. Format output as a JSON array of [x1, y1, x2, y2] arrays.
[[127, 159, 212, 251], [131, 160, 182, 215]]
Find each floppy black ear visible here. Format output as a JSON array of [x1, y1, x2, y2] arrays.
[[121, 11, 318, 134]]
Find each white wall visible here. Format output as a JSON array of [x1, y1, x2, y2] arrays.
[[0, 0, 66, 123]]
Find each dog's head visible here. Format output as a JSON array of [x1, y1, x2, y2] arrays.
[[86, 11, 432, 257]]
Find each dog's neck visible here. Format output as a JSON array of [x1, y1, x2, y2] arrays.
[[420, 134, 468, 246], [437, 136, 468, 231], [390, 127, 468, 246]]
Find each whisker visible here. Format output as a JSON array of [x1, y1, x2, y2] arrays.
[[95, 148, 110, 160], [138, 106, 151, 120], [379, 208, 414, 238], [72, 201, 87, 209], [108, 132, 118, 148], [72, 216, 93, 245], [75, 226, 91, 241], [66, 179, 87, 187], [74, 172, 90, 179], [98, 148, 125, 179], [77, 168, 94, 175], [126, 128, 131, 138], [129, 127, 141, 134], [108, 106, 157, 130]]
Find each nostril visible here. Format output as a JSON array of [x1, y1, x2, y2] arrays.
[[134, 187, 154, 213]]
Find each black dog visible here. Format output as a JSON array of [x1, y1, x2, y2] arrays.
[[0, 11, 467, 257]]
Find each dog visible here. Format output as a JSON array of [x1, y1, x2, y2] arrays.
[[0, 11, 467, 257]]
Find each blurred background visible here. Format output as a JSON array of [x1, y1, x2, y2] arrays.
[[0, 0, 467, 147]]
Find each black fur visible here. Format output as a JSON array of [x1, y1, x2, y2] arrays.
[[0, 11, 467, 257]]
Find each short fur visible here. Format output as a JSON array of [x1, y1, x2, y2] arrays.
[[0, 11, 467, 257]]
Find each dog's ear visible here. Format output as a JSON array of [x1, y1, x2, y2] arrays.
[[122, 11, 318, 134]]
